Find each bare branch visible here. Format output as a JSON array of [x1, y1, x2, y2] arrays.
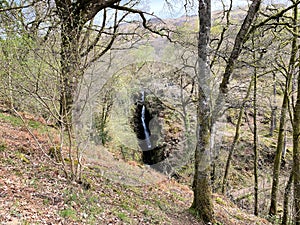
[[109, 4, 173, 42]]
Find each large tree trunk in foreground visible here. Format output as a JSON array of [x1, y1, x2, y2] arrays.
[[59, 24, 82, 127], [191, 0, 214, 223], [55, 0, 120, 125], [191, 1, 261, 223], [55, 1, 84, 126]]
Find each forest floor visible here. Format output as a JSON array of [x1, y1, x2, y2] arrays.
[[0, 109, 272, 225]]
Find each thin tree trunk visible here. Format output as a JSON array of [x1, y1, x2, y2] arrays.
[[282, 171, 293, 225], [253, 52, 259, 216], [269, 4, 298, 216], [270, 72, 277, 137], [222, 78, 253, 194], [269, 49, 294, 216], [218, 0, 262, 95], [293, 57, 300, 225], [282, 130, 287, 167]]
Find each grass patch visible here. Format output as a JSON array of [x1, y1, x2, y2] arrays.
[[188, 207, 200, 218], [0, 113, 23, 126], [62, 187, 106, 221], [121, 202, 132, 211], [60, 207, 77, 219], [170, 191, 186, 202], [117, 212, 130, 222], [28, 120, 43, 129], [0, 142, 6, 152], [0, 112, 46, 131]]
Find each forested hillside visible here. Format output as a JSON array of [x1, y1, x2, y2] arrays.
[[1, 0, 300, 224]]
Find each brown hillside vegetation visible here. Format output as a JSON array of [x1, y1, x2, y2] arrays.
[[0, 110, 271, 224]]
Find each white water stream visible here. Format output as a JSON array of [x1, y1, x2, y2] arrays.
[[141, 91, 152, 149]]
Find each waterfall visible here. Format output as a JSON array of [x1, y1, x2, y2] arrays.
[[141, 91, 152, 149]]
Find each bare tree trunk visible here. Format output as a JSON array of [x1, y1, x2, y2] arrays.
[[55, 1, 85, 181], [269, 4, 298, 216], [282, 171, 293, 225], [54, 0, 120, 126], [282, 130, 287, 167], [192, 1, 261, 222], [218, 0, 262, 96], [191, 1, 214, 223], [58, 16, 82, 127], [270, 72, 277, 137], [269, 50, 293, 216], [293, 57, 300, 225], [293, 4, 300, 220], [253, 57, 259, 216]]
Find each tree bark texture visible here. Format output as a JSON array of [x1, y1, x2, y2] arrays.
[[192, 1, 262, 222], [191, 0, 214, 223], [293, 59, 300, 225], [282, 171, 293, 225], [253, 57, 258, 216], [54, 0, 120, 125]]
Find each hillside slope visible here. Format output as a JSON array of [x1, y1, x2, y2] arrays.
[[0, 110, 271, 224]]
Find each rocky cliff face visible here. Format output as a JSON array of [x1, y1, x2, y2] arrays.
[[130, 90, 185, 173]]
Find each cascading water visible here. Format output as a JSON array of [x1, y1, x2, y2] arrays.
[[131, 90, 167, 167], [141, 91, 152, 149]]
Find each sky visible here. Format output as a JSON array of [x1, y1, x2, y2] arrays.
[[147, 0, 249, 18], [147, 0, 289, 18]]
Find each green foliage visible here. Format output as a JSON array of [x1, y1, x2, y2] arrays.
[[173, 20, 198, 42], [161, 43, 177, 62], [21, 220, 30, 225], [211, 24, 223, 35], [0, 0, 8, 8], [0, 29, 56, 117], [216, 197, 226, 206], [188, 207, 200, 218], [91, 113, 111, 145], [130, 44, 155, 63], [119, 144, 141, 161]]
